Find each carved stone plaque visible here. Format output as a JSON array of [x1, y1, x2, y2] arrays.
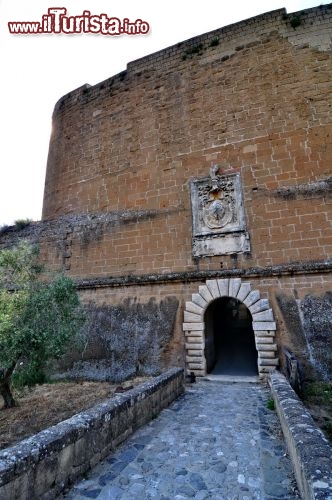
[[190, 169, 250, 257]]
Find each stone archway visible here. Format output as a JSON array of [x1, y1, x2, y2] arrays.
[[183, 278, 278, 377]]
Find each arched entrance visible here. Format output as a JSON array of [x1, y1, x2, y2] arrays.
[[204, 297, 258, 376], [183, 278, 278, 377]]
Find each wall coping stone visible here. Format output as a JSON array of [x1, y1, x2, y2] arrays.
[[0, 368, 184, 500], [74, 260, 332, 289], [51, 5, 332, 113], [269, 371, 332, 500]]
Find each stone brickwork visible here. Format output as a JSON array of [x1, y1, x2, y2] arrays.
[[70, 271, 332, 378], [1, 5, 332, 379], [183, 278, 277, 376], [42, 6, 332, 279]]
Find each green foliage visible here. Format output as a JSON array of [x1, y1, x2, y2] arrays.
[[282, 13, 302, 29], [302, 381, 332, 441], [0, 225, 10, 236], [210, 37, 219, 47], [12, 360, 48, 388], [266, 398, 275, 411], [14, 219, 32, 230], [324, 421, 332, 441], [0, 241, 41, 286], [302, 381, 332, 408], [0, 242, 84, 406], [189, 43, 203, 54], [289, 15, 301, 29], [183, 43, 204, 59], [11, 276, 82, 364], [0, 219, 31, 236]]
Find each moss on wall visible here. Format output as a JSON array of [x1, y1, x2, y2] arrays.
[[55, 296, 179, 382], [276, 292, 332, 381]]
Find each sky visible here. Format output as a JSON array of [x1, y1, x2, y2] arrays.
[[0, 0, 329, 226]]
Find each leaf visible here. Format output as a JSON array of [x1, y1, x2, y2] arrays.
[[0, 243, 84, 388]]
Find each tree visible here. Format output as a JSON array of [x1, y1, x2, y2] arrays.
[[0, 241, 83, 408]]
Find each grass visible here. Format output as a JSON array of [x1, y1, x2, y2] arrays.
[[0, 219, 32, 235], [0, 377, 149, 450], [301, 381, 332, 441], [302, 381, 332, 403], [14, 219, 32, 230], [209, 37, 219, 47]]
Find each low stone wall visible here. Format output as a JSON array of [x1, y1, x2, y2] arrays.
[[269, 371, 332, 500], [0, 368, 184, 500]]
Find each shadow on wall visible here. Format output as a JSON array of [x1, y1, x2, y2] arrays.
[[53, 296, 179, 383], [276, 292, 332, 382]]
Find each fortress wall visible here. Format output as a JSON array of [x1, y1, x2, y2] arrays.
[[2, 6, 332, 379], [71, 271, 332, 378], [42, 6, 332, 277]]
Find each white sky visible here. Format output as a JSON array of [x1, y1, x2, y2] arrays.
[[0, 0, 329, 226]]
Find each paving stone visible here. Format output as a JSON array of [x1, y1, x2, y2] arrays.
[[98, 484, 123, 499], [79, 488, 102, 498], [110, 459, 126, 471], [188, 472, 207, 490], [176, 483, 196, 497], [98, 471, 118, 486], [61, 381, 299, 499]]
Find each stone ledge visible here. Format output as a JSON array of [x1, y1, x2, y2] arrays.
[[0, 368, 184, 500], [269, 371, 332, 500], [74, 259, 332, 289]]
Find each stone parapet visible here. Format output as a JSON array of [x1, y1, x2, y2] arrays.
[[269, 371, 332, 500], [0, 368, 184, 500]]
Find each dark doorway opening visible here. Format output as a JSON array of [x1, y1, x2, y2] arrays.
[[204, 297, 258, 375]]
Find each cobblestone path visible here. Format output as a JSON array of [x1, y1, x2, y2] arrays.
[[61, 380, 299, 500]]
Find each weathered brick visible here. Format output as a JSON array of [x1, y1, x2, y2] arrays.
[[1, 5, 331, 383]]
